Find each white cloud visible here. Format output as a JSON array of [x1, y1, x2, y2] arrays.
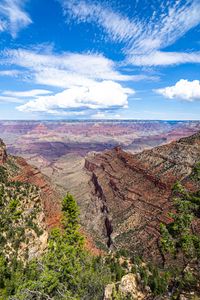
[[129, 0, 200, 54], [0, 48, 142, 115], [0, 70, 20, 76], [91, 112, 106, 119], [3, 48, 145, 85], [91, 112, 123, 119], [62, 0, 140, 43], [17, 81, 134, 114], [62, 0, 200, 66], [64, 0, 200, 52], [1, 48, 157, 89], [155, 79, 200, 101], [3, 89, 52, 98], [0, 0, 32, 37], [0, 20, 6, 32], [0, 89, 51, 104], [0, 96, 24, 103], [128, 51, 200, 66]]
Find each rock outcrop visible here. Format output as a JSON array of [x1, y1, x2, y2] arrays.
[[104, 273, 145, 300], [0, 139, 61, 239], [0, 138, 7, 164], [85, 132, 200, 261], [11, 156, 61, 228], [0, 140, 50, 261]]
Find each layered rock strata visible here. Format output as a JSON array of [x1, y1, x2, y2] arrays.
[[85, 132, 200, 260]]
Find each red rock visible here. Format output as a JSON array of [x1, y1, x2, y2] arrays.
[[0, 140, 61, 229], [85, 131, 200, 262]]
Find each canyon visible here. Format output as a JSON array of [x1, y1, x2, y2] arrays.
[[1, 121, 200, 164], [85, 132, 200, 261], [1, 122, 200, 298], [1, 120, 200, 261]]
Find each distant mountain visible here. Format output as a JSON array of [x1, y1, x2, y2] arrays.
[[0, 120, 200, 165]]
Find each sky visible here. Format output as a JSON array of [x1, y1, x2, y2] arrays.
[[0, 0, 200, 120]]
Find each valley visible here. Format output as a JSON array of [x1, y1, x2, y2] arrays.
[[1, 123, 200, 299]]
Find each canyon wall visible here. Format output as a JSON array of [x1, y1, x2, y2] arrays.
[[85, 132, 200, 261]]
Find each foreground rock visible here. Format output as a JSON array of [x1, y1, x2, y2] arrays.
[[104, 273, 145, 300]]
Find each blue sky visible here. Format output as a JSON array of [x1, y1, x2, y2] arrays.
[[0, 0, 200, 120]]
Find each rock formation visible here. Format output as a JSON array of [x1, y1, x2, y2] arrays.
[[0, 138, 7, 164], [1, 120, 200, 167], [11, 155, 61, 228], [104, 273, 145, 300], [85, 131, 200, 261], [0, 139, 62, 262]]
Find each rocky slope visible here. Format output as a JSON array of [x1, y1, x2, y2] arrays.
[[85, 131, 200, 261], [0, 139, 61, 262]]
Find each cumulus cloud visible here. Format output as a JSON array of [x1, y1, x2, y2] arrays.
[[0, 47, 144, 115], [155, 79, 200, 101], [62, 0, 200, 66], [0, 0, 32, 37], [17, 81, 134, 114]]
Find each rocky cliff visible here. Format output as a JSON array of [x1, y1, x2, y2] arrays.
[[0, 139, 7, 164], [0, 139, 61, 262], [85, 131, 200, 261]]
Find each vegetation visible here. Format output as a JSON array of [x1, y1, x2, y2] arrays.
[[1, 158, 200, 299], [0, 157, 128, 299], [0, 173, 43, 262], [0, 193, 128, 299], [157, 163, 200, 298], [123, 163, 200, 298]]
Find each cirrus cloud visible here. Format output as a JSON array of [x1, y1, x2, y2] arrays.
[[0, 0, 32, 37], [128, 51, 200, 66], [155, 79, 200, 101], [62, 0, 200, 67]]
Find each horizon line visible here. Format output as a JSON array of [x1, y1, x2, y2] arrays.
[[0, 119, 200, 122]]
